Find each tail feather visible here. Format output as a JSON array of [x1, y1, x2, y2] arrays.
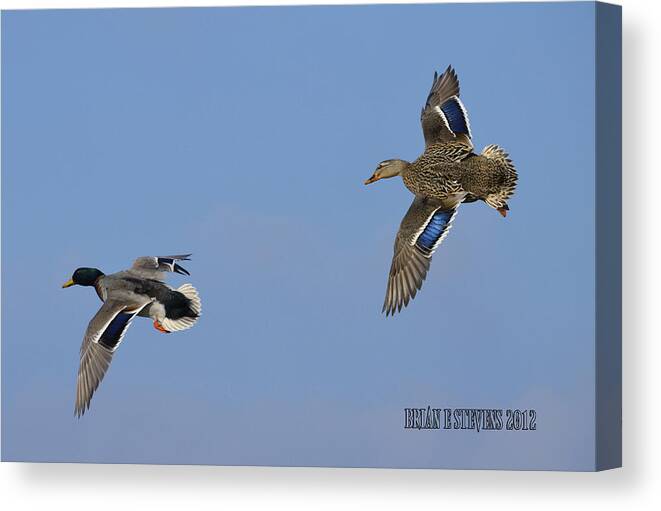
[[481, 144, 517, 209], [161, 284, 202, 332]]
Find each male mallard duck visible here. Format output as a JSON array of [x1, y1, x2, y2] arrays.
[[62, 255, 202, 417], [364, 66, 518, 316]]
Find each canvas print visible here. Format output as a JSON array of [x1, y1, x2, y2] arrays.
[[1, 1, 621, 471]]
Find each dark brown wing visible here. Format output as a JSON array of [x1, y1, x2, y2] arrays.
[[383, 197, 459, 316], [420, 66, 473, 148]]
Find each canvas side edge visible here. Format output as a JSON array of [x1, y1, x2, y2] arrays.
[[594, 1, 622, 471]]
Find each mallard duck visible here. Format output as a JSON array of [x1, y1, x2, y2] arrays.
[[364, 66, 517, 316], [62, 255, 202, 417]]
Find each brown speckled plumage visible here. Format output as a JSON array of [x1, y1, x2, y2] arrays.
[[400, 142, 517, 208], [402, 141, 471, 200], [365, 65, 518, 315]]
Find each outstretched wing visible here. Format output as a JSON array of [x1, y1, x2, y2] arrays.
[[129, 254, 192, 281], [420, 65, 472, 148], [383, 197, 459, 316], [75, 299, 150, 417]]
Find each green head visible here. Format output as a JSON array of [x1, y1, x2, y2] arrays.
[[62, 268, 104, 288], [364, 159, 409, 185]]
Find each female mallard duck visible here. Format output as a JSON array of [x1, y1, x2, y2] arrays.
[[364, 66, 518, 316], [62, 254, 202, 417]]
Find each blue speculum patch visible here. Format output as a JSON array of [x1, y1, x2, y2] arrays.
[[416, 209, 454, 252], [99, 312, 133, 350], [441, 97, 469, 135]]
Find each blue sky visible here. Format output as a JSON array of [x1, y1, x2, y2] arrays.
[[2, 3, 597, 470]]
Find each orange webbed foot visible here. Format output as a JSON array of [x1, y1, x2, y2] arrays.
[[153, 320, 171, 334]]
